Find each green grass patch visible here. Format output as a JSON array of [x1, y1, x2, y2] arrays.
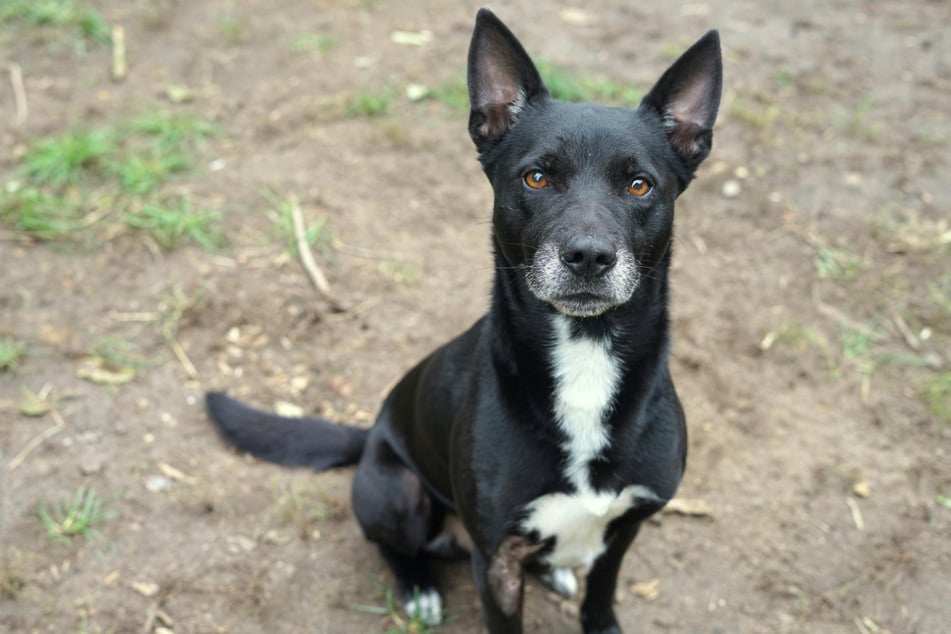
[[125, 197, 225, 251], [23, 128, 114, 188], [89, 337, 155, 370], [537, 61, 642, 106], [290, 31, 336, 54], [130, 110, 216, 147], [832, 96, 879, 140], [38, 486, 112, 545], [348, 586, 443, 634], [815, 247, 862, 280], [4, 111, 221, 247], [264, 191, 328, 255], [348, 89, 393, 117], [0, 337, 25, 372], [729, 97, 781, 131], [0, 0, 111, 45], [0, 186, 85, 240], [217, 8, 247, 44], [429, 77, 469, 111], [923, 372, 951, 423]]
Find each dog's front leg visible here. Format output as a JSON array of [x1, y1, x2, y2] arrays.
[[471, 538, 540, 634], [580, 520, 642, 634]]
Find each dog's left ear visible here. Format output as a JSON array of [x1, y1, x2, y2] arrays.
[[467, 9, 548, 151], [641, 30, 722, 173]]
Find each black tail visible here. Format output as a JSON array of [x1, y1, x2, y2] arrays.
[[205, 392, 369, 470]]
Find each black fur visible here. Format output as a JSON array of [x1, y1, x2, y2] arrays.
[[205, 9, 721, 633]]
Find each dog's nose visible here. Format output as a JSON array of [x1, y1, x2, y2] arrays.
[[560, 235, 617, 278]]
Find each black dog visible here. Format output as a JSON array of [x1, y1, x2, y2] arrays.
[[206, 9, 721, 633]]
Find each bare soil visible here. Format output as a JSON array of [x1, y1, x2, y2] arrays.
[[2, 1, 950, 633]]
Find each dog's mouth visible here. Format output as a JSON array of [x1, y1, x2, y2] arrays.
[[548, 293, 617, 318], [524, 244, 640, 318]]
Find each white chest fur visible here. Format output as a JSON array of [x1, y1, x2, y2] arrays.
[[522, 485, 659, 569], [523, 317, 657, 569], [548, 316, 620, 488]]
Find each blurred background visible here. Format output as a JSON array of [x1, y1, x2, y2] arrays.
[[1, 1, 948, 632]]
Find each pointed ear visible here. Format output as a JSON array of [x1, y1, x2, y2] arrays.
[[467, 9, 548, 150], [641, 30, 722, 172]]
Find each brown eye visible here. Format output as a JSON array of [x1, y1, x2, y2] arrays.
[[627, 178, 652, 197], [524, 170, 548, 189]]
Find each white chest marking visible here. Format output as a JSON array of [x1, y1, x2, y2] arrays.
[[523, 485, 660, 569], [549, 316, 621, 489]]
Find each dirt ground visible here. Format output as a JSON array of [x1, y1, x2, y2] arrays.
[[2, 1, 950, 632]]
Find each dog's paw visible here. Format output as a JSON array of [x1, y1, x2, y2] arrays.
[[405, 588, 443, 626], [540, 567, 578, 598]]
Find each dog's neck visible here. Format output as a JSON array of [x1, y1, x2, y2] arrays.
[[489, 244, 672, 411], [489, 244, 673, 491]]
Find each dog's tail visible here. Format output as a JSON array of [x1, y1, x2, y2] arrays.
[[205, 392, 369, 470]]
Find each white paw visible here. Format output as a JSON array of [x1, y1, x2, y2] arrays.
[[404, 588, 443, 626], [541, 567, 578, 598]]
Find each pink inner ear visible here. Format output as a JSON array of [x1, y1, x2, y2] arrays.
[[474, 66, 523, 139], [667, 74, 714, 128]]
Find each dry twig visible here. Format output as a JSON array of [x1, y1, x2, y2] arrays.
[[7, 62, 27, 127], [7, 409, 66, 472], [289, 195, 341, 309], [112, 25, 127, 81]]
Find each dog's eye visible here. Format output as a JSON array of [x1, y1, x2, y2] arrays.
[[523, 170, 548, 189], [627, 178, 652, 197]]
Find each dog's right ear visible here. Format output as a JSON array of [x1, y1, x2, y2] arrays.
[[641, 30, 722, 177], [467, 9, 548, 151]]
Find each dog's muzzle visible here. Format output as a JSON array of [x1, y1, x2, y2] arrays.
[[525, 240, 639, 317]]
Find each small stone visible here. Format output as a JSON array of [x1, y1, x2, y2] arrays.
[[405, 83, 428, 101], [722, 180, 741, 198], [853, 481, 871, 498], [145, 475, 171, 493], [733, 165, 750, 179]]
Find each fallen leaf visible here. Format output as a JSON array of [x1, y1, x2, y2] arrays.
[[102, 570, 120, 586], [165, 83, 193, 103], [18, 388, 52, 416], [390, 30, 432, 46], [559, 8, 596, 25], [77, 357, 135, 385], [131, 581, 159, 597], [631, 578, 661, 600]]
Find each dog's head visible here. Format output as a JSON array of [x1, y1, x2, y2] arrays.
[[468, 9, 722, 318]]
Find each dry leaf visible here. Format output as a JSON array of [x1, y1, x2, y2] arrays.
[[631, 578, 661, 600], [130, 581, 159, 597], [390, 30, 432, 46], [18, 388, 52, 416], [158, 461, 197, 485], [77, 357, 135, 385]]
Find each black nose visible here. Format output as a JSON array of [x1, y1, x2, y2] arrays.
[[560, 234, 617, 278]]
